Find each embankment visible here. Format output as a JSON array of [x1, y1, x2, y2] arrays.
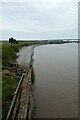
[[2, 43, 36, 120]]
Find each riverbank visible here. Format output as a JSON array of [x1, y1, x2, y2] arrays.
[[2, 42, 36, 120]]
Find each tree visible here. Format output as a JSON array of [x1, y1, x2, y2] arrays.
[[9, 37, 18, 44]]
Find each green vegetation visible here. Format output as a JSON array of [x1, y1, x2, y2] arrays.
[[2, 44, 16, 66], [2, 41, 37, 119], [2, 40, 45, 66], [2, 76, 19, 120], [2, 42, 28, 119], [31, 67, 35, 84], [0, 43, 2, 65], [2, 39, 66, 66], [2, 42, 29, 66]]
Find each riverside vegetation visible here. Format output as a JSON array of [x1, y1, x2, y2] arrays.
[[2, 41, 37, 120], [2, 42, 26, 120]]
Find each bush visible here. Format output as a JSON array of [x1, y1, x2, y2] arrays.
[[9, 37, 18, 44], [2, 44, 16, 66], [31, 68, 35, 83]]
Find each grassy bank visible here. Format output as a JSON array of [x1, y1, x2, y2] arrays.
[[2, 76, 19, 120], [2, 41, 43, 66], [31, 67, 35, 84], [2, 42, 29, 119], [2, 41, 39, 119], [2, 42, 28, 66]]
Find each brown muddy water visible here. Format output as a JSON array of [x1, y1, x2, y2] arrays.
[[33, 43, 78, 118], [16, 43, 78, 118]]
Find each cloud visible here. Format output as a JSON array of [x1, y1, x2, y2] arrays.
[[1, 0, 78, 3], [0, 0, 78, 40]]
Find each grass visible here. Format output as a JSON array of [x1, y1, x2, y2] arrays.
[[31, 67, 35, 84], [2, 41, 43, 66], [2, 76, 19, 120], [0, 43, 2, 66], [2, 44, 16, 66], [2, 42, 29, 66], [2, 41, 37, 119], [2, 42, 26, 119]]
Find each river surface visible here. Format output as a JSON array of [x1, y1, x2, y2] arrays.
[[17, 43, 78, 118], [33, 43, 78, 118]]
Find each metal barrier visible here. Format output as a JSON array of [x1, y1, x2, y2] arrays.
[[6, 73, 24, 120]]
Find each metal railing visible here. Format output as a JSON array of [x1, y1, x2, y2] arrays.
[[6, 73, 24, 120]]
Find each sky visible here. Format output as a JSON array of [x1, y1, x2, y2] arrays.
[[0, 0, 79, 40]]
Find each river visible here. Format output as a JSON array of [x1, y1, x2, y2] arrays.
[[17, 43, 78, 118], [33, 43, 78, 118]]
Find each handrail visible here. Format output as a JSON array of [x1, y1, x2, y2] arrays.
[[6, 73, 24, 120]]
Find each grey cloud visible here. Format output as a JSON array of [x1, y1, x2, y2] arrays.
[[0, 0, 78, 40]]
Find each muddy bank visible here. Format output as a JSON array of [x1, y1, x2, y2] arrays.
[[16, 45, 36, 68], [16, 45, 36, 119], [2, 44, 36, 120]]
